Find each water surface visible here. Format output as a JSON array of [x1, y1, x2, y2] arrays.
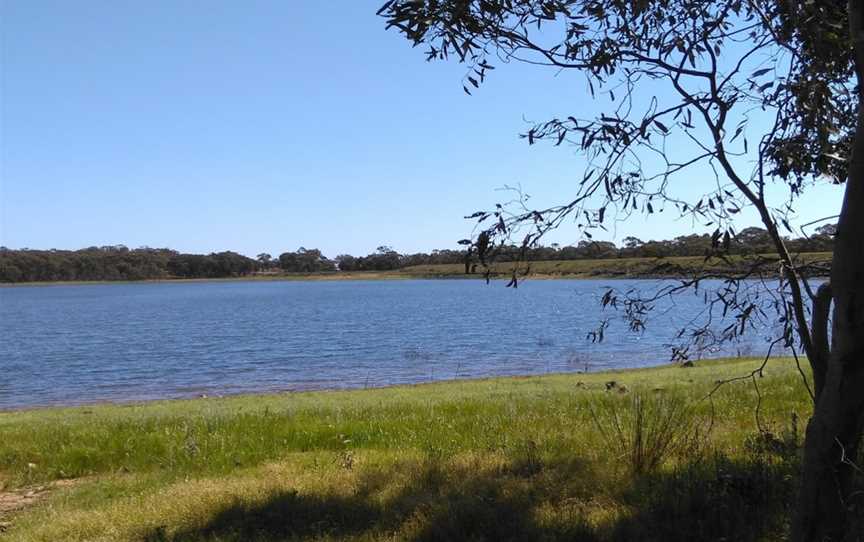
[[0, 279, 781, 409]]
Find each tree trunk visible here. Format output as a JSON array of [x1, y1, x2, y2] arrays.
[[793, 3, 864, 539]]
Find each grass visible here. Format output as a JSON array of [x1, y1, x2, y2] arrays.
[[0, 357, 815, 541], [2, 252, 833, 287], [400, 252, 832, 279], [0, 271, 413, 287]]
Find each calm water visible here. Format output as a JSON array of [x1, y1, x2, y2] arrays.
[[0, 279, 782, 409]]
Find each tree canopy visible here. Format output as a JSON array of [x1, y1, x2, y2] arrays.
[[379, 0, 864, 538], [0, 227, 835, 283]]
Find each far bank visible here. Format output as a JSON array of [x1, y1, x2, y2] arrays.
[[0, 252, 832, 287]]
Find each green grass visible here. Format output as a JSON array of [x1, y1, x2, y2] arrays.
[[0, 358, 814, 541], [400, 252, 833, 279]]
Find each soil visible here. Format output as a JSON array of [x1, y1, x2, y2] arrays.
[[0, 479, 78, 532]]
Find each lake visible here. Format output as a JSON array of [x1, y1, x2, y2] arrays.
[[0, 279, 784, 409]]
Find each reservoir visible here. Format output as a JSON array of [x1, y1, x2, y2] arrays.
[[0, 279, 786, 409]]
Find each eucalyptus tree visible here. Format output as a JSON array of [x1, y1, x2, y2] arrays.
[[379, 0, 862, 538]]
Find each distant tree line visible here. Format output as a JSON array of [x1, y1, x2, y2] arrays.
[[0, 246, 257, 283], [0, 225, 835, 283], [538, 224, 837, 260]]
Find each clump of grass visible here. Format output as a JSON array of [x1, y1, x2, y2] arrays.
[[743, 411, 801, 460], [590, 392, 710, 475]]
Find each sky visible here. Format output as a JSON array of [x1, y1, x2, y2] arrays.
[[0, 1, 846, 258]]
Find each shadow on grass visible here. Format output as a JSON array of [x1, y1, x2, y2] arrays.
[[147, 452, 796, 542], [610, 454, 795, 541]]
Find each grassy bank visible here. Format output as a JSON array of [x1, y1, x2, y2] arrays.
[[1, 252, 832, 287], [0, 358, 814, 541], [0, 271, 412, 287], [401, 252, 832, 279]]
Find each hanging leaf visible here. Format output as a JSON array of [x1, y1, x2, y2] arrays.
[[556, 130, 566, 146]]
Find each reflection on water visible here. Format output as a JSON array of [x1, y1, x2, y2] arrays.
[[0, 279, 787, 409]]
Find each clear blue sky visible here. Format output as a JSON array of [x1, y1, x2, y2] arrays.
[[0, 1, 844, 258]]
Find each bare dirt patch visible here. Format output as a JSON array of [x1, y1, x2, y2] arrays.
[[0, 479, 78, 532]]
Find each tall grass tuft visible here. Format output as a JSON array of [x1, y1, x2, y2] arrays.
[[590, 392, 709, 475]]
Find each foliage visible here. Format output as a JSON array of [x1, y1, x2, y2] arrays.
[[377, 0, 849, 357], [276, 247, 336, 273], [377, 2, 863, 535], [167, 251, 257, 279], [335, 246, 403, 271], [0, 246, 257, 283], [0, 226, 835, 283]]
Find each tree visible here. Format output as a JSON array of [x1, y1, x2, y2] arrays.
[[816, 223, 838, 238], [735, 226, 773, 254], [335, 254, 358, 271], [622, 236, 643, 250], [379, 0, 862, 538], [256, 253, 273, 269], [278, 248, 336, 273], [576, 240, 617, 259], [365, 246, 403, 270]]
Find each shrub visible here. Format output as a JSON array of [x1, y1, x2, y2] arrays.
[[590, 392, 709, 475]]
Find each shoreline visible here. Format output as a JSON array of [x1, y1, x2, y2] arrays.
[[0, 275, 671, 288], [0, 253, 833, 287], [0, 272, 417, 287], [0, 354, 807, 541], [0, 356, 766, 414], [0, 269, 831, 288]]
